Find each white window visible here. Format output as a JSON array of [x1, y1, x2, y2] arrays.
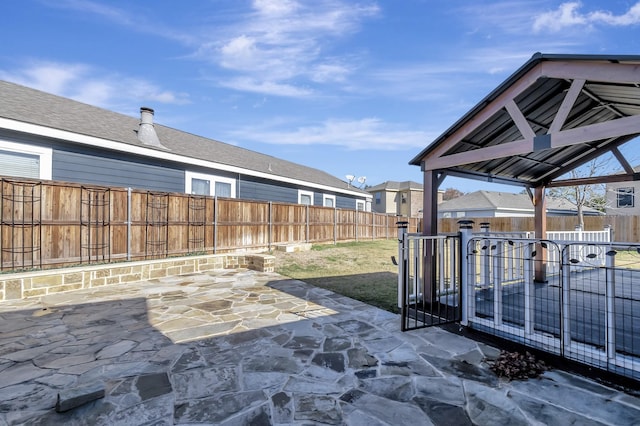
[[298, 190, 314, 205], [185, 171, 236, 197], [323, 194, 336, 208], [191, 178, 210, 196], [0, 140, 52, 180], [356, 200, 365, 211], [617, 188, 634, 208]]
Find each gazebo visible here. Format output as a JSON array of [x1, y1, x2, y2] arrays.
[[410, 53, 640, 281]]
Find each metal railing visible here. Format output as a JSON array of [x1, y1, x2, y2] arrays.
[[463, 232, 640, 380], [397, 223, 461, 331], [397, 221, 640, 381]]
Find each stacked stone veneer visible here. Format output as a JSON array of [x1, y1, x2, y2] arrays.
[[0, 253, 275, 302]]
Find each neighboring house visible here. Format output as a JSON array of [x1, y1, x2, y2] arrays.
[[368, 181, 434, 217], [438, 190, 603, 218], [606, 171, 640, 216], [0, 81, 371, 210]]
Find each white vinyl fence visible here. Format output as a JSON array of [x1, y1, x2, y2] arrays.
[[477, 226, 612, 276]]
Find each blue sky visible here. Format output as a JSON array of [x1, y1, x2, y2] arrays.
[[2, 0, 639, 192]]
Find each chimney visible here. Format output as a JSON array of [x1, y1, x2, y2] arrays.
[[137, 107, 165, 148]]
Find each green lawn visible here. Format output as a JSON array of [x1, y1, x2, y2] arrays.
[[273, 239, 400, 313]]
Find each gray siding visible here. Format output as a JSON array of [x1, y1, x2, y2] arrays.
[[336, 195, 357, 209], [53, 149, 184, 192], [1, 129, 367, 206], [239, 177, 363, 208], [238, 178, 298, 204]]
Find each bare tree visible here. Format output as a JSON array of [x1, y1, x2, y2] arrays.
[[547, 158, 607, 229], [442, 187, 464, 201]]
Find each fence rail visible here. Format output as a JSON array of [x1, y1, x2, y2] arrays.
[[1, 178, 418, 271]]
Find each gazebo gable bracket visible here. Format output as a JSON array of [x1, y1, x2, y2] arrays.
[[420, 60, 640, 172], [538, 135, 639, 188]]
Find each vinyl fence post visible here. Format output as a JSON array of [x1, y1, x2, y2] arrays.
[[606, 251, 616, 360], [524, 242, 534, 336], [458, 220, 474, 326], [493, 240, 503, 326], [605, 224, 613, 243], [481, 222, 491, 288], [561, 247, 571, 351]]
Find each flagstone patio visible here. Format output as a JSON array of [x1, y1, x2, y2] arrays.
[[1, 268, 639, 425]]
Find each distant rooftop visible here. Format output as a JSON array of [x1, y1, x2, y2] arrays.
[[439, 190, 601, 214], [367, 180, 423, 192]]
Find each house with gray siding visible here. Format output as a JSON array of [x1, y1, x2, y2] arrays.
[[0, 80, 371, 210], [606, 165, 640, 216], [438, 190, 603, 218]]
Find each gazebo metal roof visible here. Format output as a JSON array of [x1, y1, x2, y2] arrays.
[[410, 53, 640, 189]]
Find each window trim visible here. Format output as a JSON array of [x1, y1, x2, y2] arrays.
[[356, 200, 365, 211], [185, 171, 236, 197], [617, 187, 634, 208], [323, 194, 336, 208], [298, 189, 314, 205], [0, 140, 52, 180]]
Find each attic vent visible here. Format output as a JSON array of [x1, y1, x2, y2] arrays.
[[137, 107, 166, 148]]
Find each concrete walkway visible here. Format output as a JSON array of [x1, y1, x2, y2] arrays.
[[1, 269, 639, 425]]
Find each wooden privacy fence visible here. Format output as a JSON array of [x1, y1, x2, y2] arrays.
[[0, 178, 418, 271]]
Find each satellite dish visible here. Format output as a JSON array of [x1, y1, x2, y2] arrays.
[[345, 174, 355, 182], [357, 176, 366, 184]]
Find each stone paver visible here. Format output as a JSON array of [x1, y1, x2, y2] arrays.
[[0, 268, 639, 425]]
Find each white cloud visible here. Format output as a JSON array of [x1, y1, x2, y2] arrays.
[[533, 1, 640, 33], [228, 118, 434, 151], [310, 62, 352, 83], [590, 2, 640, 25], [220, 35, 258, 66], [208, 0, 379, 97], [43, 0, 195, 44], [41, 0, 379, 98], [253, 0, 299, 16], [4, 62, 90, 95], [0, 61, 190, 108], [220, 77, 313, 97]]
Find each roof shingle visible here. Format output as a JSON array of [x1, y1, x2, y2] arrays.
[[0, 80, 368, 196]]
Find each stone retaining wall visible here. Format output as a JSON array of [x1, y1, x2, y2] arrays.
[[0, 253, 275, 302]]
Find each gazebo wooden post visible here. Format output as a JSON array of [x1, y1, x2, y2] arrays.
[[422, 167, 439, 301], [534, 185, 547, 283]]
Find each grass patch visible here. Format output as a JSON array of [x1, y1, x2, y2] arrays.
[[274, 239, 400, 313]]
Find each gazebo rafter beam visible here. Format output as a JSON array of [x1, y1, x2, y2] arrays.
[[548, 79, 585, 134]]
